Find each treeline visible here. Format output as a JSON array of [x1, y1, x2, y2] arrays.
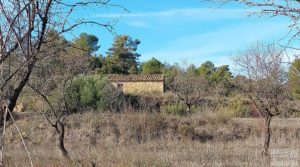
[[13, 31, 240, 115], [13, 31, 300, 117], [5, 31, 300, 160], [73, 32, 236, 95], [75, 33, 233, 82]]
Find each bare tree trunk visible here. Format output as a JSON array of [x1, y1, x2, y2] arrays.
[[29, 83, 70, 160], [7, 63, 34, 113], [0, 106, 7, 167], [55, 121, 69, 159], [262, 114, 272, 165]]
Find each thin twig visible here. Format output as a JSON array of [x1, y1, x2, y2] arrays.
[[7, 109, 33, 167]]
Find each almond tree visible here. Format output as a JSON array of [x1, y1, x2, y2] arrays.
[[208, 0, 300, 79], [0, 0, 121, 112], [234, 42, 289, 161], [0, 0, 124, 165], [171, 72, 209, 114], [26, 31, 93, 159]]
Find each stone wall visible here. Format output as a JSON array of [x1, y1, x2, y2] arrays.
[[112, 81, 164, 94]]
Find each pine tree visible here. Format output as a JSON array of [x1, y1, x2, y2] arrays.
[[104, 35, 141, 74]]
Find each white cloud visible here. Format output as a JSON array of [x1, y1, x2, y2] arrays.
[[126, 21, 152, 28], [94, 8, 250, 20], [142, 19, 290, 67], [142, 44, 234, 66]]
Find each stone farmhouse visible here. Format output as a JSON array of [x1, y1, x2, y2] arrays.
[[107, 74, 164, 94]]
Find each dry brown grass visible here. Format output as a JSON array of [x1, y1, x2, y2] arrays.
[[2, 111, 300, 166]]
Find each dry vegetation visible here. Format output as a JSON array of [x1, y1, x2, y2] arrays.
[[2, 1, 300, 167], [2, 110, 300, 167]]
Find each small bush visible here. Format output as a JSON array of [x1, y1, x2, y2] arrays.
[[124, 94, 161, 112], [161, 103, 199, 116], [225, 96, 251, 118], [202, 110, 233, 124], [161, 104, 186, 116], [178, 123, 194, 140], [96, 79, 124, 112]]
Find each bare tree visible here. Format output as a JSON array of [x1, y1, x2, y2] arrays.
[[234, 42, 289, 160], [26, 30, 101, 159], [0, 0, 125, 164], [0, 0, 121, 112], [28, 81, 70, 159], [171, 72, 210, 114], [207, 0, 300, 102]]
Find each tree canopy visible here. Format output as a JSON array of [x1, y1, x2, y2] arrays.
[[198, 61, 216, 79], [211, 65, 233, 84], [288, 59, 300, 99], [73, 33, 100, 55], [141, 58, 164, 74], [198, 61, 233, 86], [103, 35, 141, 74]]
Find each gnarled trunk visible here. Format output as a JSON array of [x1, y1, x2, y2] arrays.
[[54, 121, 69, 159], [262, 114, 272, 165], [7, 63, 34, 113]]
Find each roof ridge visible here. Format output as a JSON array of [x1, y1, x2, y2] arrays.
[[107, 74, 164, 82]]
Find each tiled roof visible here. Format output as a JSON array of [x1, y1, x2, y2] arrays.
[[107, 74, 164, 82]]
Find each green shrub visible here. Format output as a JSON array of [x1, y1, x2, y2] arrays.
[[161, 103, 199, 116], [96, 79, 124, 112], [65, 75, 124, 112], [161, 104, 186, 116], [225, 96, 251, 118]]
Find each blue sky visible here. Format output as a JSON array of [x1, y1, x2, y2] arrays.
[[66, 0, 294, 69]]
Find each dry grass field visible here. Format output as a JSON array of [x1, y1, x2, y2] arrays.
[[3, 111, 300, 167]]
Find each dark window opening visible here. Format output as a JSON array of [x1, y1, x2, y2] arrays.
[[117, 83, 123, 90]]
